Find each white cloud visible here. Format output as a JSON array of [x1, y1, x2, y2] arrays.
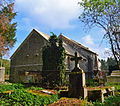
[[80, 35, 111, 60], [82, 35, 94, 45], [15, 0, 82, 29]]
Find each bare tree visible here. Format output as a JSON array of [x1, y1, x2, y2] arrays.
[[79, 0, 120, 65]]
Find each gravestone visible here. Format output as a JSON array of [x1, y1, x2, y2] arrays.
[[0, 67, 5, 82], [69, 52, 87, 99]]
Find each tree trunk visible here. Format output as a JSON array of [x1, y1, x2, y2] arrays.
[[108, 33, 119, 65]]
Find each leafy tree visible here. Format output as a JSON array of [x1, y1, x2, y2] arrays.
[[0, 35, 6, 67], [107, 57, 116, 66], [100, 57, 118, 73], [0, 0, 17, 66], [100, 59, 108, 70], [79, 0, 120, 65]]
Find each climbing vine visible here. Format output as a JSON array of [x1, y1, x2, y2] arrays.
[[57, 39, 66, 86], [42, 33, 66, 86]]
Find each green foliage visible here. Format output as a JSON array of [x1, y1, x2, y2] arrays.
[[86, 79, 98, 87], [93, 82, 120, 105], [42, 33, 66, 86], [57, 39, 66, 86], [93, 101, 104, 106], [104, 94, 120, 106], [0, 58, 10, 74], [107, 57, 117, 67], [0, 1, 17, 56], [106, 82, 120, 91], [100, 57, 119, 75], [0, 89, 58, 106], [0, 59, 10, 67], [0, 84, 58, 106], [1, 83, 120, 106], [100, 59, 108, 70], [0, 83, 24, 92], [42, 33, 58, 70], [28, 86, 44, 90], [93, 94, 120, 106]]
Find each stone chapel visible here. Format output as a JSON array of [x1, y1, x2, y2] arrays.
[[10, 29, 99, 83]]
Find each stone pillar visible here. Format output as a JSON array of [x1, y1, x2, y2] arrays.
[[69, 68, 87, 99], [0, 67, 5, 82]]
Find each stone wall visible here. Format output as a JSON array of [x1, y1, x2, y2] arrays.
[[10, 30, 98, 83], [10, 31, 48, 83], [42, 70, 61, 87], [61, 36, 97, 79]]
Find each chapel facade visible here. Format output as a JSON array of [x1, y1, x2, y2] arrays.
[[10, 29, 99, 83]]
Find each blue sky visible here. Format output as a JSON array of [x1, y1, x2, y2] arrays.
[[8, 0, 111, 60]]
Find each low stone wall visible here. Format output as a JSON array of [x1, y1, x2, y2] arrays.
[[87, 86, 115, 103], [107, 76, 120, 83], [107, 70, 120, 83]]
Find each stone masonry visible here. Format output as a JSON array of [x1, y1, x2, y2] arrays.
[[10, 29, 99, 83]]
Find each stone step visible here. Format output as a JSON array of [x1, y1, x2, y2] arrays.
[[112, 70, 120, 73], [110, 70, 120, 76], [111, 75, 120, 77], [111, 73, 120, 75]]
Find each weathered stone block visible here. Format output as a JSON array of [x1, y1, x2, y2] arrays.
[[87, 87, 115, 103], [69, 69, 87, 99], [0, 67, 5, 82], [107, 70, 120, 83]]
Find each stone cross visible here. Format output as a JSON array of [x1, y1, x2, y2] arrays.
[[71, 52, 83, 68], [69, 52, 87, 99]]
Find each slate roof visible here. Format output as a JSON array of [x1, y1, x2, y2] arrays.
[[58, 34, 97, 55], [10, 29, 97, 59], [35, 29, 50, 40]]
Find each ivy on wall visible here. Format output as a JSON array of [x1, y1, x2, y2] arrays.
[[42, 33, 66, 86]]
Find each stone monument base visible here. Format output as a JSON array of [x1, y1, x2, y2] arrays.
[[69, 86, 87, 99], [69, 69, 87, 99], [107, 70, 120, 83], [0, 67, 5, 82]]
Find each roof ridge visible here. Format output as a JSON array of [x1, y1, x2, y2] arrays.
[[33, 29, 50, 40]]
